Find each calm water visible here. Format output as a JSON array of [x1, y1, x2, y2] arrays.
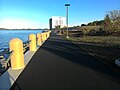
[[0, 29, 43, 51]]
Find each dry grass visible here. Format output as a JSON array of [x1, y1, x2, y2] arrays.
[[80, 26, 101, 30], [68, 36, 120, 61], [69, 36, 120, 46], [67, 36, 120, 73]]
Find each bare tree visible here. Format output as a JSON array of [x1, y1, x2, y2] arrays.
[[104, 14, 112, 33], [107, 10, 120, 29]]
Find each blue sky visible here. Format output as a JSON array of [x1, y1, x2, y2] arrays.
[[0, 0, 120, 29]]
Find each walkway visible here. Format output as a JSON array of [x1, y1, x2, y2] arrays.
[[11, 32, 120, 90]]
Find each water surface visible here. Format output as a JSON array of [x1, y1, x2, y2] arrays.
[[0, 29, 43, 51]]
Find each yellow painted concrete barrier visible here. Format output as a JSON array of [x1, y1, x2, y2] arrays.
[[41, 31, 51, 42], [41, 33, 44, 42], [47, 32, 49, 38], [48, 31, 51, 38], [9, 38, 24, 70], [48, 31, 50, 38], [45, 33, 47, 39], [44, 33, 47, 41], [43, 33, 45, 41], [42, 33, 46, 42], [46, 32, 48, 39], [29, 34, 37, 51], [45, 33, 47, 40], [37, 33, 42, 46]]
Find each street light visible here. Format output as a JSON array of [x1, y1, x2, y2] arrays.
[[65, 3, 70, 38]]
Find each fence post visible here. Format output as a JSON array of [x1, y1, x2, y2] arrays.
[[29, 34, 37, 51], [9, 38, 24, 70]]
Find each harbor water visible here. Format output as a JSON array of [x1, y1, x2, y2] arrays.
[[0, 29, 43, 51]]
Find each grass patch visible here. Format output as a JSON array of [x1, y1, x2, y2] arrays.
[[57, 31, 120, 73], [66, 36, 120, 73], [80, 26, 100, 30], [68, 36, 120, 46]]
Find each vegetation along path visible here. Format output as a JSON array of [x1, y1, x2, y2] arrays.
[[11, 32, 120, 90]]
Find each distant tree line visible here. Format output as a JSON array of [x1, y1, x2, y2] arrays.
[[81, 20, 104, 26], [75, 9, 120, 36]]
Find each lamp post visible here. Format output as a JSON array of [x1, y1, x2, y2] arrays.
[[65, 4, 70, 38]]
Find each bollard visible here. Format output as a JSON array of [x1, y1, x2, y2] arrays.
[[47, 32, 49, 38], [42, 33, 46, 42], [48, 31, 51, 37], [29, 34, 37, 51], [45, 33, 47, 40], [43, 33, 46, 41], [45, 32, 47, 40], [41, 33, 44, 42], [9, 38, 24, 70], [48, 32, 50, 38], [37, 33, 42, 46], [45, 33, 47, 39]]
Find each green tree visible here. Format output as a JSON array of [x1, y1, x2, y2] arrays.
[[81, 24, 87, 26]]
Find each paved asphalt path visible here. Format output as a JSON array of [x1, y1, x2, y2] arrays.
[[11, 32, 120, 90]]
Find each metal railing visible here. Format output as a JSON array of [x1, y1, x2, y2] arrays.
[[0, 50, 13, 76], [23, 40, 31, 53], [1, 50, 13, 68]]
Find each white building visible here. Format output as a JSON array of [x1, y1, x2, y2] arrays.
[[49, 16, 66, 30]]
